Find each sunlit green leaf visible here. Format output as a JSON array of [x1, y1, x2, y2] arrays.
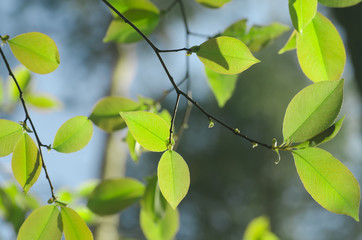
[[103, 0, 160, 43], [205, 67, 238, 107], [283, 79, 344, 143], [278, 30, 296, 54], [318, 0, 361, 7], [11, 134, 42, 194], [61, 207, 94, 240], [125, 131, 141, 162], [297, 12, 346, 82], [194, 36, 259, 75], [24, 93, 62, 110], [195, 0, 231, 8], [293, 148, 360, 221], [120, 111, 170, 152], [89, 96, 139, 132], [0, 119, 23, 157], [87, 178, 145, 216], [158, 109, 172, 125], [289, 0, 318, 31], [243, 216, 279, 240], [8, 67, 31, 102], [157, 150, 190, 209], [53, 116, 93, 153], [8, 32, 60, 74], [17, 205, 62, 240]]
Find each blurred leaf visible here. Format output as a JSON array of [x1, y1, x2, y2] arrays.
[[222, 19, 247, 40], [141, 176, 167, 221], [89, 96, 139, 132], [158, 109, 172, 125], [77, 180, 99, 198], [293, 148, 360, 221], [56, 189, 74, 204], [104, 0, 160, 43], [24, 93, 62, 110], [297, 12, 346, 82], [194, 36, 259, 75], [283, 79, 343, 143], [8, 67, 31, 102], [125, 131, 141, 162], [121, 111, 170, 152], [158, 150, 190, 209], [0, 119, 23, 157], [243, 216, 279, 240], [8, 32, 60, 74], [278, 30, 296, 54], [73, 206, 96, 225], [205, 67, 238, 107], [318, 0, 361, 7], [288, 0, 318, 31], [61, 207, 93, 240], [11, 134, 42, 194], [195, 0, 231, 8], [87, 178, 145, 216], [17, 205, 62, 240], [53, 116, 93, 153]]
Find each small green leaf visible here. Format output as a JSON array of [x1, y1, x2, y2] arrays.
[[87, 178, 145, 216], [17, 205, 62, 240], [283, 79, 344, 143], [24, 93, 62, 110], [53, 116, 93, 153], [125, 131, 141, 162], [222, 19, 248, 40], [195, 0, 231, 8], [0, 119, 23, 157], [103, 0, 160, 44], [297, 12, 346, 82], [288, 0, 318, 31], [318, 0, 361, 7], [278, 30, 296, 54], [89, 97, 139, 132], [194, 36, 259, 75], [120, 111, 170, 152], [8, 67, 31, 102], [157, 150, 190, 209], [8, 32, 60, 74], [11, 134, 42, 194], [293, 148, 360, 221], [205, 67, 238, 107], [61, 207, 94, 240], [243, 216, 279, 240]]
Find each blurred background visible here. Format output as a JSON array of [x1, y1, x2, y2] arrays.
[[0, 0, 361, 239]]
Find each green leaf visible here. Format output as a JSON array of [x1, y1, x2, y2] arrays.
[[293, 148, 360, 221], [288, 0, 318, 32], [243, 216, 279, 240], [125, 131, 141, 162], [141, 176, 167, 221], [205, 67, 238, 107], [89, 96, 139, 132], [17, 205, 63, 240], [157, 150, 190, 209], [194, 36, 260, 75], [318, 0, 361, 7], [24, 93, 62, 110], [53, 116, 93, 153], [222, 19, 248, 40], [11, 134, 42, 194], [296, 12, 346, 82], [120, 111, 170, 152], [8, 32, 60, 74], [195, 0, 231, 8], [8, 67, 31, 102], [103, 0, 160, 44], [61, 207, 94, 240], [283, 79, 344, 143], [0, 119, 23, 157], [278, 30, 296, 54], [87, 178, 145, 216]]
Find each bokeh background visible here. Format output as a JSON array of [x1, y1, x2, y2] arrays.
[[0, 0, 361, 239]]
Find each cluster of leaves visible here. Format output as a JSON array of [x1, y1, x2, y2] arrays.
[[0, 0, 361, 239]]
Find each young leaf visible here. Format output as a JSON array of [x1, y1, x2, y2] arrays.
[[11, 134, 42, 194], [243, 216, 279, 240], [0, 119, 23, 157], [288, 0, 318, 32], [195, 0, 231, 8], [318, 0, 361, 7], [89, 96, 139, 132], [120, 111, 170, 152], [194, 36, 260, 75], [8, 32, 60, 74], [17, 205, 62, 240], [157, 150, 190, 209], [24, 94, 62, 110], [278, 30, 296, 54], [53, 116, 93, 153], [205, 67, 238, 107], [125, 131, 141, 162], [297, 12, 346, 82], [283, 79, 344, 143], [8, 67, 31, 102], [61, 207, 93, 240], [293, 148, 360, 221], [87, 178, 145, 216], [103, 0, 160, 44]]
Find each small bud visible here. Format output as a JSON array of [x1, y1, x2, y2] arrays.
[[234, 128, 240, 134], [48, 198, 54, 204], [272, 138, 277, 148], [208, 120, 214, 129], [252, 142, 258, 148]]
